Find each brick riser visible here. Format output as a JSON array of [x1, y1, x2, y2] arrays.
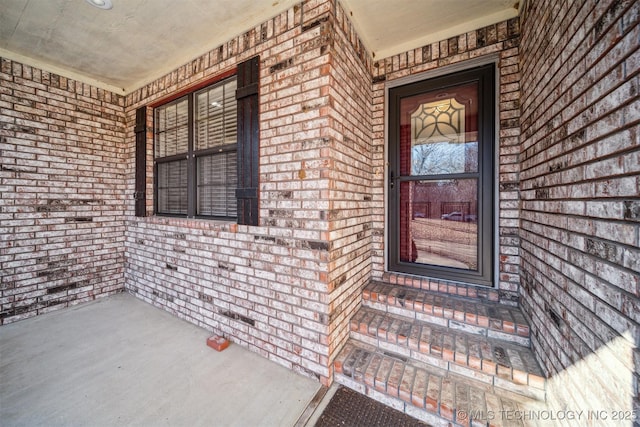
[[332, 280, 548, 425], [364, 281, 531, 347], [334, 341, 540, 427], [381, 272, 515, 305], [351, 307, 545, 400]]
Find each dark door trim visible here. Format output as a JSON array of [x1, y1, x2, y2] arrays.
[[387, 64, 495, 286]]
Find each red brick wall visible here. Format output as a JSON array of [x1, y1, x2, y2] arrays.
[[370, 18, 522, 303], [0, 59, 126, 324], [519, 0, 639, 414], [122, 0, 382, 384], [124, 0, 338, 383], [325, 1, 374, 372]]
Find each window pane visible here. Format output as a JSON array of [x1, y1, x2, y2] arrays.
[[155, 98, 189, 158], [197, 152, 237, 217], [195, 79, 237, 151], [223, 82, 237, 144], [399, 82, 478, 176], [157, 160, 187, 215], [399, 179, 478, 270]]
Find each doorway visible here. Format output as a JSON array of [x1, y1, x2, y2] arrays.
[[388, 64, 495, 286]]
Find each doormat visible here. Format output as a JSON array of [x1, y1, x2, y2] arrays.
[[314, 386, 430, 427]]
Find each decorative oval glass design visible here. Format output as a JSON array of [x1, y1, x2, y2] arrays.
[[400, 83, 478, 177]]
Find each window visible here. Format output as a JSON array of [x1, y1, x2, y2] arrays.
[[135, 56, 259, 224], [388, 64, 495, 286], [154, 78, 238, 219]]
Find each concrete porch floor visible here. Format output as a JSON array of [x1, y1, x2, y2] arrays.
[[0, 293, 322, 427]]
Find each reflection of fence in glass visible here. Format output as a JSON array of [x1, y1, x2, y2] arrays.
[[412, 202, 431, 219], [412, 181, 477, 217]]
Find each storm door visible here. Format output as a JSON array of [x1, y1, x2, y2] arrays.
[[388, 65, 495, 286]]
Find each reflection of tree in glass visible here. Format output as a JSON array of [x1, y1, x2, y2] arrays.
[[412, 141, 477, 175]]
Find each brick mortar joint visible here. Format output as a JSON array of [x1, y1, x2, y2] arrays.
[[122, 3, 326, 105], [373, 16, 521, 79]]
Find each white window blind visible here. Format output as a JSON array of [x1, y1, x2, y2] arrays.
[[195, 80, 237, 150], [155, 98, 188, 158], [197, 153, 237, 217], [157, 160, 188, 214]]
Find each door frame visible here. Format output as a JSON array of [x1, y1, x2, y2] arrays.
[[383, 54, 500, 287]]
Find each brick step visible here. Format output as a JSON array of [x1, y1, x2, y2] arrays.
[[350, 307, 545, 400], [334, 340, 546, 427], [363, 281, 531, 347]]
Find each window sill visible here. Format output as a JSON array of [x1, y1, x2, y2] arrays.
[[133, 215, 238, 233]]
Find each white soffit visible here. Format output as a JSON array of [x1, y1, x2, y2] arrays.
[[340, 0, 519, 60]]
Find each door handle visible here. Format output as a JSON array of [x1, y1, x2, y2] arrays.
[[389, 170, 395, 189]]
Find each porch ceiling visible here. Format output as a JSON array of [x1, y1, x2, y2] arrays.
[[0, 0, 519, 94]]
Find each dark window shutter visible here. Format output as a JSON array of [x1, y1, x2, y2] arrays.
[[235, 56, 260, 226], [134, 106, 147, 217]]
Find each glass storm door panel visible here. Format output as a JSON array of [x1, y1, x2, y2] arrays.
[[388, 65, 494, 286]]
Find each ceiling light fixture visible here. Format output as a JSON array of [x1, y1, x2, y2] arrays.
[[85, 0, 113, 10]]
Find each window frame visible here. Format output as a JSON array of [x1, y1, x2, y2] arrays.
[[152, 74, 238, 220]]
